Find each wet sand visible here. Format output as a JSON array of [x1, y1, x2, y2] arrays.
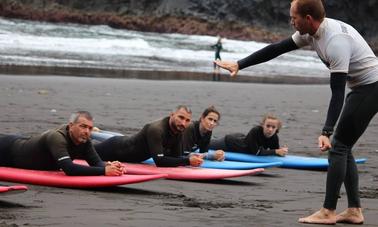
[[0, 74, 377, 227], [0, 65, 329, 85]]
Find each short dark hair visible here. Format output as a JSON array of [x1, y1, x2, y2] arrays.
[[69, 111, 93, 123], [174, 105, 192, 114], [292, 0, 325, 21], [200, 106, 220, 121]]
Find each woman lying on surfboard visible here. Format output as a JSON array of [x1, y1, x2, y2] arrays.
[[209, 113, 288, 156], [182, 106, 225, 161]]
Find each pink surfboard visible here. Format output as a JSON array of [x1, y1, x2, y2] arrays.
[[0, 166, 166, 188], [123, 163, 264, 180], [0, 185, 28, 194]]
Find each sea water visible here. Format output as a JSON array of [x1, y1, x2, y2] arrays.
[[0, 17, 328, 78]]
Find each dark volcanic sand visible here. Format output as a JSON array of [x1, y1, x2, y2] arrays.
[[0, 75, 377, 227]]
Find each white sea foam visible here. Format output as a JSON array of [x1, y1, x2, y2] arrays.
[[0, 17, 328, 77]]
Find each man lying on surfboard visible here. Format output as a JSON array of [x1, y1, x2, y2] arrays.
[[0, 111, 124, 176], [94, 105, 204, 167]]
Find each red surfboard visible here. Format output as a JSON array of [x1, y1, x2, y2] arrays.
[[73, 160, 264, 180], [0, 166, 166, 188], [123, 163, 264, 180], [0, 185, 28, 194]]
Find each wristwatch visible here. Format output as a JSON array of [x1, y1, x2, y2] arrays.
[[321, 130, 333, 137]]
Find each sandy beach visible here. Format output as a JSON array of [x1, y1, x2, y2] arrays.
[[0, 74, 377, 227]]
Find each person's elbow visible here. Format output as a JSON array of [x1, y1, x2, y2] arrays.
[[153, 156, 184, 167], [153, 157, 170, 167], [154, 160, 175, 167], [61, 168, 79, 176]]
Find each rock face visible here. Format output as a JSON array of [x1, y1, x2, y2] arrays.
[[0, 0, 377, 48]]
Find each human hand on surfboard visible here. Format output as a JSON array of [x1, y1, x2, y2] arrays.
[[318, 135, 332, 152], [214, 150, 225, 161], [208, 149, 225, 161], [105, 161, 126, 176], [189, 154, 204, 167], [214, 60, 239, 77], [275, 146, 289, 156]]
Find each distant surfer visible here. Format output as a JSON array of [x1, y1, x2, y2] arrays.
[[211, 36, 223, 81], [214, 0, 378, 224]]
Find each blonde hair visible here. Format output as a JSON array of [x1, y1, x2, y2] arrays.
[[260, 113, 282, 131]]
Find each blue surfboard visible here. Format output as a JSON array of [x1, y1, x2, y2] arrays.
[[96, 130, 124, 136], [143, 158, 282, 170], [91, 130, 123, 142], [91, 131, 282, 169], [224, 151, 367, 170]]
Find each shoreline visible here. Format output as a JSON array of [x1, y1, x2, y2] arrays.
[[0, 65, 328, 85]]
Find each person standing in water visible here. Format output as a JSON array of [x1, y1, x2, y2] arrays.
[[211, 36, 223, 81], [214, 0, 378, 224]]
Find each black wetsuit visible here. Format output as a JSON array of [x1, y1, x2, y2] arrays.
[[211, 41, 222, 61], [95, 117, 190, 167], [209, 126, 279, 155], [0, 125, 105, 176], [182, 121, 212, 154]]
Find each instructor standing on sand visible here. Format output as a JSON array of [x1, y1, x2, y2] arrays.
[[215, 0, 378, 224]]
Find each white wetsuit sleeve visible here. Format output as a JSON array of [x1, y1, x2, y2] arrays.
[[291, 31, 310, 48]]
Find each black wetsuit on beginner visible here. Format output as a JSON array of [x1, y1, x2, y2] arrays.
[[94, 117, 190, 167], [209, 126, 279, 156], [182, 121, 212, 154], [0, 125, 105, 176]]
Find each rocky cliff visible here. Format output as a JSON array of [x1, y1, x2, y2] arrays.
[[1, 0, 377, 51]]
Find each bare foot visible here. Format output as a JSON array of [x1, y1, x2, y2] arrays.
[[298, 208, 336, 225], [336, 208, 364, 224]]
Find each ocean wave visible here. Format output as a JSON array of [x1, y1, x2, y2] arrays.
[[0, 17, 328, 78]]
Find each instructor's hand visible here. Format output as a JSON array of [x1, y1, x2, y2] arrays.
[[318, 135, 331, 152], [214, 60, 239, 77]]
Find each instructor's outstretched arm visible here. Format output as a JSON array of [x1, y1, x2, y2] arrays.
[[214, 37, 298, 77]]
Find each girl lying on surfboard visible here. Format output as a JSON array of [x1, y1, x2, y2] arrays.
[[209, 113, 289, 156]]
